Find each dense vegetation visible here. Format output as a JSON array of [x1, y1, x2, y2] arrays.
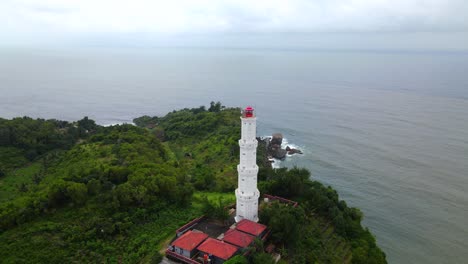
[[0, 116, 97, 176], [0, 103, 386, 263], [258, 168, 386, 263]]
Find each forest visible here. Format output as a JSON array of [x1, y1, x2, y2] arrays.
[[0, 102, 386, 263]]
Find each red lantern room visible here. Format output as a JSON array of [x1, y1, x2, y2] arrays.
[[244, 106, 254, 118]]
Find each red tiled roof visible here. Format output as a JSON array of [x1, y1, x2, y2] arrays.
[[197, 238, 239, 260], [223, 229, 255, 248], [172, 230, 209, 251], [235, 219, 267, 236]]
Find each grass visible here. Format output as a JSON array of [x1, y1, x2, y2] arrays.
[[0, 162, 42, 202], [0, 189, 235, 263], [0, 146, 28, 170], [192, 191, 236, 210], [0, 199, 201, 264]]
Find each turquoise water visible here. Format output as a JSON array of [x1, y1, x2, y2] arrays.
[[1, 47, 467, 263]]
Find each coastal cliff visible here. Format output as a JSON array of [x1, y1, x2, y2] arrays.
[[0, 104, 386, 263]]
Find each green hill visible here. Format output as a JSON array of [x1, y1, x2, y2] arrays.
[[0, 103, 386, 263]]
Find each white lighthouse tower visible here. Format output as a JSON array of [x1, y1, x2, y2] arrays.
[[235, 106, 260, 223]]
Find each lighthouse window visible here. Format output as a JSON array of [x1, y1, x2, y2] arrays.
[[242, 179, 244, 181]]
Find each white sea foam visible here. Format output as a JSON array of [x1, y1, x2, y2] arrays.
[[281, 137, 305, 156], [102, 121, 135, 127], [102, 123, 123, 127], [271, 158, 281, 169], [262, 135, 304, 168]]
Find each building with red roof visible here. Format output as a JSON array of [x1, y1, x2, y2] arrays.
[[223, 229, 255, 248], [171, 230, 209, 258], [197, 238, 239, 264], [235, 219, 267, 237]]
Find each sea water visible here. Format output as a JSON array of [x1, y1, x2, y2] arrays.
[[1, 46, 467, 263]]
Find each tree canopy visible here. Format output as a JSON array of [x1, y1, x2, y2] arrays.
[[0, 103, 385, 263]]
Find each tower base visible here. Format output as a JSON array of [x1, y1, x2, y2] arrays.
[[235, 215, 259, 223], [235, 189, 260, 223]]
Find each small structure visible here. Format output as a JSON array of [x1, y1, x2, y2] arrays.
[[171, 230, 209, 258], [197, 238, 239, 264], [263, 194, 299, 208], [235, 219, 267, 238], [176, 216, 206, 237], [166, 215, 270, 263], [222, 229, 255, 248]]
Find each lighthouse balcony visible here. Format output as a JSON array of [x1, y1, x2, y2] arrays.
[[239, 138, 258, 144], [238, 140, 258, 149], [235, 189, 260, 200], [237, 164, 258, 174]]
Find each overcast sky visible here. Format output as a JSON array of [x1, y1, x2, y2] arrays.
[[1, 0, 467, 50]]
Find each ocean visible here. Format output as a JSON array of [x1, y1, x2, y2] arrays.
[[1, 46, 467, 263]]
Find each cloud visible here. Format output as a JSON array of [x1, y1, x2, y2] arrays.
[[1, 0, 467, 48], [1, 0, 468, 34]]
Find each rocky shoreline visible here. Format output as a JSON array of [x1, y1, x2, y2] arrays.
[[257, 133, 302, 168]]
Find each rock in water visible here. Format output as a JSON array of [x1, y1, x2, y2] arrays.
[[273, 149, 287, 160], [271, 133, 283, 146], [268, 133, 286, 160], [267, 133, 302, 160], [286, 146, 303, 155]]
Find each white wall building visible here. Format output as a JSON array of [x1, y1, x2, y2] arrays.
[[235, 106, 260, 223]]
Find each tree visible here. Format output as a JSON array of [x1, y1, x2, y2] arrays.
[[208, 101, 222, 112], [252, 253, 275, 264], [224, 255, 248, 264], [66, 182, 88, 205], [87, 179, 102, 195], [260, 201, 305, 246], [77, 116, 97, 131], [200, 195, 230, 221]]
